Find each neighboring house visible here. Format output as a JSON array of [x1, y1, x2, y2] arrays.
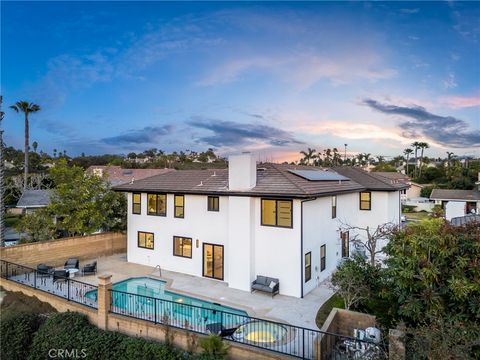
[[87, 165, 174, 187], [373, 172, 428, 201], [450, 213, 480, 226], [114, 153, 406, 298], [16, 189, 51, 214], [430, 188, 480, 221]]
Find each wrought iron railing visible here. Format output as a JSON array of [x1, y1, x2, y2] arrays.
[[110, 289, 386, 359], [0, 260, 98, 309]]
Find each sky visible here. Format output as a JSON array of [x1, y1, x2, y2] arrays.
[[1, 1, 479, 162]]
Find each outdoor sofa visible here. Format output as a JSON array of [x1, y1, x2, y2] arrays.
[[36, 264, 54, 277], [64, 258, 79, 270], [251, 276, 280, 297]]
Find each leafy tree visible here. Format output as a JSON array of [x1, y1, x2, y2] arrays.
[[9, 101, 41, 188], [17, 208, 56, 242], [0, 311, 43, 360]]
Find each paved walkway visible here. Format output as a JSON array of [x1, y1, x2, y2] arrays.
[[81, 253, 333, 329]]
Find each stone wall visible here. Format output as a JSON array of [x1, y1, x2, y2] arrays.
[[0, 232, 126, 267]]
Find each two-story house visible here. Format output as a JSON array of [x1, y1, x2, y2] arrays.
[[114, 153, 405, 298]]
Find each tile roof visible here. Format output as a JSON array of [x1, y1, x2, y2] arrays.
[[373, 172, 410, 182], [86, 166, 174, 186], [430, 189, 480, 201], [113, 163, 365, 198], [17, 189, 51, 208], [332, 167, 409, 191]]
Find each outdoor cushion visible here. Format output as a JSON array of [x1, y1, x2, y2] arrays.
[[269, 281, 276, 289], [257, 276, 268, 285]]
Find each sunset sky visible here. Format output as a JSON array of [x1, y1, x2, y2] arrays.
[[2, 1, 479, 161]]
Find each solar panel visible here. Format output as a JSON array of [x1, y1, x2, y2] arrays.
[[288, 169, 350, 181]]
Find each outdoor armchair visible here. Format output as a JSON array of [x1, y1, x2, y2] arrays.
[[81, 261, 97, 276], [64, 258, 79, 270]]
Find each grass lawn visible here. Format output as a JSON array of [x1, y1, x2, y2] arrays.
[[405, 212, 430, 221], [5, 214, 22, 228], [315, 293, 344, 329]]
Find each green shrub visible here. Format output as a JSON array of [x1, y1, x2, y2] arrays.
[[198, 334, 229, 359], [1, 311, 43, 360], [402, 205, 416, 213]]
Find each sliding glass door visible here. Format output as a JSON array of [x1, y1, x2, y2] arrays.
[[203, 243, 224, 280]]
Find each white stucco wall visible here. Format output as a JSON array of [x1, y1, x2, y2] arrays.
[[445, 201, 466, 220]]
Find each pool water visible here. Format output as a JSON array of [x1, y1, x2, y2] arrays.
[[86, 277, 248, 327]]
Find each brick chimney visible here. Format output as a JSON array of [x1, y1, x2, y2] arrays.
[[228, 153, 257, 191]]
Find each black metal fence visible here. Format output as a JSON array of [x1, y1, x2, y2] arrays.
[[110, 289, 386, 359], [0, 260, 98, 309]]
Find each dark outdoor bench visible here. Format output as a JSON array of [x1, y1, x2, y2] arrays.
[[251, 276, 279, 297]]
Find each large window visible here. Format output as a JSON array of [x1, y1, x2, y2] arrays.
[[132, 193, 141, 214], [147, 194, 166, 216], [173, 236, 192, 258], [174, 195, 184, 218], [320, 245, 326, 271], [341, 231, 349, 258], [138, 231, 154, 249], [207, 196, 219, 212], [305, 252, 312, 282], [261, 199, 293, 228], [360, 192, 371, 210], [332, 196, 337, 219]]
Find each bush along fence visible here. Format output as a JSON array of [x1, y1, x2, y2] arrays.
[[0, 259, 386, 360], [0, 260, 98, 309]]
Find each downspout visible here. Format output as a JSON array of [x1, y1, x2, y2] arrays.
[[300, 197, 317, 298]]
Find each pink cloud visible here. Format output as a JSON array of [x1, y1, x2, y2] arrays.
[[441, 95, 480, 108]]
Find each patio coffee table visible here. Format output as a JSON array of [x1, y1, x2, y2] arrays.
[[66, 268, 79, 278]]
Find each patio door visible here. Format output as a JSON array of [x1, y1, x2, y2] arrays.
[[203, 243, 224, 280]]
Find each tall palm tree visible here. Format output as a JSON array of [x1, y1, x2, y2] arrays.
[[300, 148, 316, 165], [0, 96, 5, 246], [411, 141, 421, 177], [403, 148, 413, 176], [418, 142, 429, 177], [10, 101, 41, 188], [32, 141, 38, 153]]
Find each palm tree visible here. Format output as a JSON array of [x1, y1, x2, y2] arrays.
[[446, 151, 455, 180], [403, 148, 413, 176], [10, 101, 41, 188], [32, 141, 38, 153], [411, 141, 421, 178], [418, 142, 429, 177], [300, 148, 317, 165], [53, 148, 57, 158], [0, 96, 5, 246]]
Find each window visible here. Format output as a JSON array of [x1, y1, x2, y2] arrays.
[[173, 236, 192, 258], [320, 245, 326, 271], [341, 231, 349, 258], [207, 196, 219, 212], [332, 196, 337, 219], [261, 199, 293, 228], [138, 231, 154, 249], [174, 195, 184, 218], [360, 192, 371, 210], [132, 193, 141, 214], [305, 252, 311, 282], [147, 194, 166, 216]]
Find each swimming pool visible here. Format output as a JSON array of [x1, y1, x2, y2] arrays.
[[86, 277, 248, 328]]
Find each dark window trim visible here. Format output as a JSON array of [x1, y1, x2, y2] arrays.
[[173, 236, 193, 258], [320, 244, 326, 271], [207, 196, 220, 212], [147, 193, 167, 216], [260, 198, 293, 228], [359, 191, 372, 211], [305, 252, 312, 283], [202, 243, 224, 281], [132, 192, 142, 215], [331, 195, 337, 219], [174, 194, 185, 218], [137, 231, 154, 250]]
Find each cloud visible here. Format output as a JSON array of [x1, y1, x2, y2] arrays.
[[441, 95, 480, 108], [362, 98, 480, 148], [188, 117, 303, 147], [400, 8, 420, 14], [102, 125, 173, 145], [442, 73, 458, 89]]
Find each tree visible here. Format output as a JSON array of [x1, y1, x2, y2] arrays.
[[418, 142, 429, 177], [339, 221, 398, 266], [411, 141, 421, 177], [32, 141, 38, 153], [403, 148, 413, 175], [331, 256, 371, 310], [48, 159, 126, 236], [0, 96, 4, 246], [9, 101, 41, 189], [16, 208, 56, 242], [300, 148, 316, 165]]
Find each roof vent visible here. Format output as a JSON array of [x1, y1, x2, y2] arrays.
[[212, 171, 216, 177], [198, 181, 203, 186], [130, 177, 135, 184], [257, 167, 267, 172]]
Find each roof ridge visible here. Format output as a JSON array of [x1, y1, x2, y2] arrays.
[[269, 163, 309, 195], [356, 168, 398, 188]]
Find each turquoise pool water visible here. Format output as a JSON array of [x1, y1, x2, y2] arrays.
[[86, 277, 248, 327]]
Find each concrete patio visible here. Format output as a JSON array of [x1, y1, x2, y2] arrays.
[[80, 253, 333, 329]]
